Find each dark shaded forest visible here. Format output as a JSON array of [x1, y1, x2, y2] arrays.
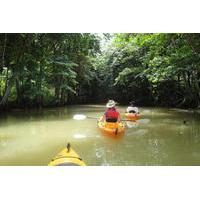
[[0, 33, 200, 110]]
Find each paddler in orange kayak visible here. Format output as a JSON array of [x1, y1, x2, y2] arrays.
[[125, 101, 140, 122], [126, 101, 139, 114], [102, 100, 121, 122]]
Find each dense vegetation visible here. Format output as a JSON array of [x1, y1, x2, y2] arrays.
[[1, 33, 200, 110], [0, 33, 100, 109], [94, 34, 200, 108]]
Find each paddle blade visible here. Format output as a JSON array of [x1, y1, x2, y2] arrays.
[[73, 114, 87, 120], [137, 119, 150, 124]]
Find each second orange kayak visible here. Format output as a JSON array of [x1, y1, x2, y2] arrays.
[[125, 113, 140, 121]]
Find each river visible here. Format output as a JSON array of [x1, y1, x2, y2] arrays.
[[0, 105, 200, 165]]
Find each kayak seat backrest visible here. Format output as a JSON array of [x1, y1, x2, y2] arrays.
[[106, 118, 118, 123]]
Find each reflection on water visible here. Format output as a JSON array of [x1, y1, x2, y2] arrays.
[[0, 105, 200, 165]]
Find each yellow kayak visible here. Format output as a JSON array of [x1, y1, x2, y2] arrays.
[[125, 113, 140, 121], [97, 116, 125, 137], [48, 143, 86, 166]]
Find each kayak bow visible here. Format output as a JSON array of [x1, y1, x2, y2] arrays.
[[48, 143, 86, 166]]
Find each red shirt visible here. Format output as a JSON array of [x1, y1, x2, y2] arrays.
[[105, 108, 120, 119]]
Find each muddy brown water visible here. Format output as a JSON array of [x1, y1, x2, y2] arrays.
[[0, 105, 200, 165]]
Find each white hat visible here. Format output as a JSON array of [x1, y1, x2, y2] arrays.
[[106, 100, 116, 108]]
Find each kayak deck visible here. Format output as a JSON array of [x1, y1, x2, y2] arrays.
[[48, 143, 86, 166]]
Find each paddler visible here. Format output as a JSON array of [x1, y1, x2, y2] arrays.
[[126, 101, 139, 114], [102, 100, 121, 122]]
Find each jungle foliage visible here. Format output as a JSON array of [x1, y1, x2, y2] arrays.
[[93, 33, 200, 108], [0, 33, 100, 109], [0, 33, 200, 109]]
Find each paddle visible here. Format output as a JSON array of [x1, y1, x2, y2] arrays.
[[73, 114, 99, 120], [73, 114, 141, 122]]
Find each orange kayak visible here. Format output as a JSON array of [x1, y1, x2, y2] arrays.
[[125, 113, 140, 121], [97, 116, 125, 137]]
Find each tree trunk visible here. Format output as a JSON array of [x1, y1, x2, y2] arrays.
[[0, 76, 14, 106], [15, 77, 23, 106], [55, 80, 61, 105], [177, 74, 181, 91], [36, 63, 43, 108], [193, 71, 200, 106], [1, 33, 7, 70]]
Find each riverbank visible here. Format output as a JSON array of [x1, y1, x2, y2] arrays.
[[1, 102, 199, 115]]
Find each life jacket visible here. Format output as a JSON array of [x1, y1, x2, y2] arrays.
[[105, 108, 119, 120]]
